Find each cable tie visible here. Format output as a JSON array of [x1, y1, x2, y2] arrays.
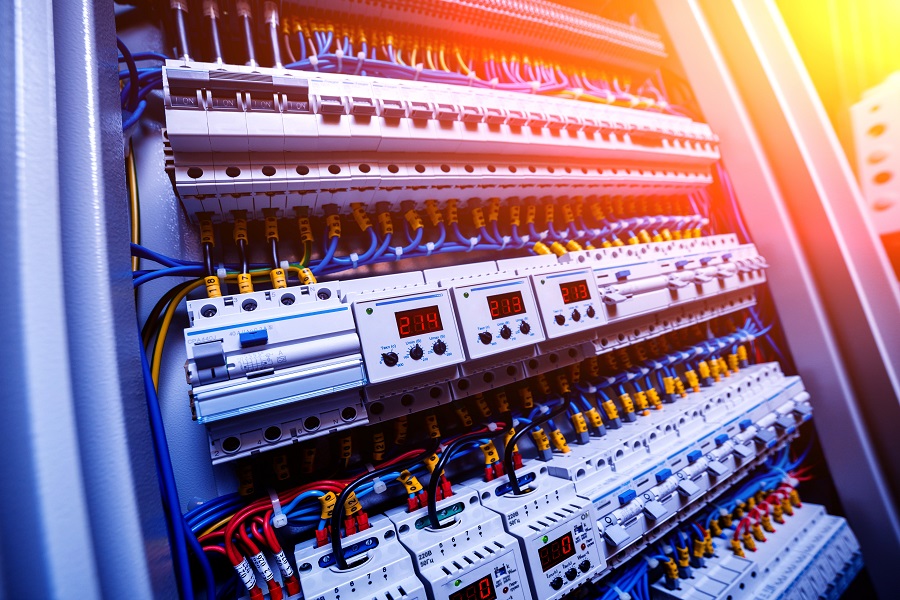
[[309, 54, 319, 71], [538, 405, 550, 415], [216, 267, 227, 280], [414, 63, 423, 81], [538, 231, 548, 240], [350, 252, 359, 268], [269, 488, 287, 528], [354, 51, 366, 75], [519, 234, 530, 246], [487, 422, 498, 432], [335, 47, 344, 71], [394, 246, 403, 260], [500, 235, 510, 250], [425, 241, 434, 256], [604, 90, 615, 103], [365, 463, 375, 473], [372, 478, 387, 494], [467, 71, 477, 86], [570, 87, 583, 99], [467, 237, 478, 252], [279, 260, 290, 271], [512, 418, 520, 428], [489, 77, 499, 89]]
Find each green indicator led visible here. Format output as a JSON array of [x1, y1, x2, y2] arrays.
[[542, 535, 549, 543], [540, 279, 546, 285], [454, 580, 461, 587], [463, 292, 470, 298], [366, 308, 373, 315]]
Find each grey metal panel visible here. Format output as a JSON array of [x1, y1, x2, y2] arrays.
[[51, 0, 176, 597], [0, 0, 102, 597], [654, 1, 900, 596]]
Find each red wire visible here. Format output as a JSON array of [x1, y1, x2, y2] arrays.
[[203, 545, 227, 555]]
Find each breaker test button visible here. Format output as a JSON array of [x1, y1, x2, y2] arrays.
[[409, 345, 424, 361], [615, 270, 631, 280], [499, 325, 512, 339], [715, 434, 730, 446], [519, 321, 531, 334], [738, 418, 753, 431], [617, 489, 636, 505], [432, 340, 447, 355], [237, 329, 268, 348], [382, 352, 399, 367], [687, 450, 703, 464], [479, 331, 493, 345], [655, 468, 672, 484]]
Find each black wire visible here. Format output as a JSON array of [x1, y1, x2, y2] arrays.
[[242, 14, 257, 66], [207, 11, 223, 63], [503, 403, 567, 495], [117, 37, 139, 112], [330, 438, 439, 570], [203, 242, 214, 276], [426, 417, 511, 529], [141, 280, 195, 348], [172, 5, 191, 60], [270, 237, 280, 268], [237, 238, 249, 274]]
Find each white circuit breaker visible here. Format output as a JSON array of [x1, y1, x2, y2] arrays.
[[387, 488, 530, 600], [468, 463, 606, 600], [294, 516, 426, 600]]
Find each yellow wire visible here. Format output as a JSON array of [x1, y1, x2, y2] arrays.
[[439, 47, 451, 72], [425, 47, 436, 71], [200, 515, 234, 538], [127, 140, 140, 272], [410, 45, 417, 66], [151, 278, 205, 390], [455, 48, 473, 76], [395, 47, 406, 66]]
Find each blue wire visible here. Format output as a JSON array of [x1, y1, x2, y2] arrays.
[[133, 265, 203, 287], [140, 338, 212, 599]]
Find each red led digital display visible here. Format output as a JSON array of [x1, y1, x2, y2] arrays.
[[538, 532, 575, 572], [448, 574, 497, 600], [559, 279, 591, 304], [487, 290, 526, 320], [395, 305, 443, 338]]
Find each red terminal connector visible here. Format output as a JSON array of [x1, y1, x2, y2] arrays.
[[284, 575, 301, 597], [513, 451, 523, 470], [493, 463, 505, 477], [484, 466, 495, 482], [266, 579, 285, 600], [315, 528, 330, 548], [344, 517, 357, 536], [249, 587, 265, 600], [356, 512, 370, 532]]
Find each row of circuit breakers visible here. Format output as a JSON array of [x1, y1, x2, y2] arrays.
[[291, 360, 814, 600], [152, 42, 863, 600], [183, 233, 767, 463]]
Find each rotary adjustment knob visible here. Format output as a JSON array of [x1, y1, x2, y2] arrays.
[[554, 314, 566, 326], [579, 560, 591, 573], [382, 352, 399, 367], [409, 345, 424, 360], [519, 321, 531, 334], [550, 577, 564, 591], [586, 305, 596, 318], [571, 308, 581, 322], [565, 568, 578, 581], [499, 325, 512, 339], [432, 340, 447, 355], [478, 331, 493, 345]]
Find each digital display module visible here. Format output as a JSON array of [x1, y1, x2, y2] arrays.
[[395, 305, 443, 338]]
